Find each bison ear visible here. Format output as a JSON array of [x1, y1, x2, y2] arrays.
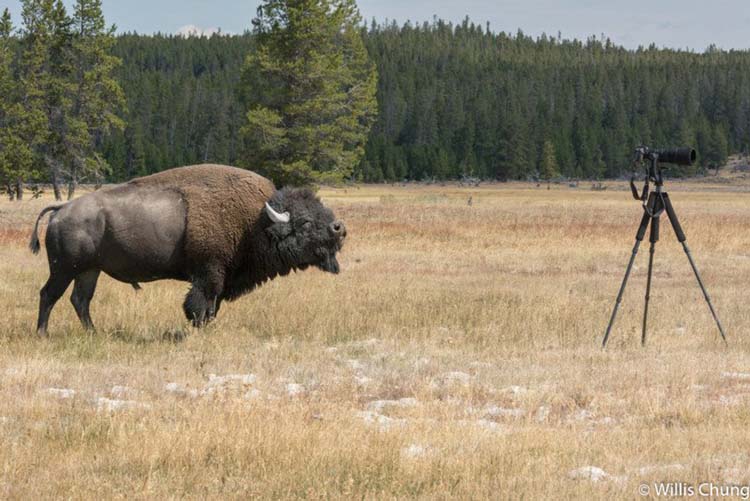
[[265, 202, 290, 224]]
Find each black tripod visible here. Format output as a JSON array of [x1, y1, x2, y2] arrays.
[[602, 150, 727, 347]]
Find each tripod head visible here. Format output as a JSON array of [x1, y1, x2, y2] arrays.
[[630, 146, 697, 201]]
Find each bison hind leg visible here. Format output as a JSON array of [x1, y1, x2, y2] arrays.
[[37, 272, 75, 336], [70, 270, 100, 331]]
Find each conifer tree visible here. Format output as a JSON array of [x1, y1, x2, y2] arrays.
[[66, 0, 125, 198], [15, 0, 52, 200], [540, 140, 560, 180], [240, 0, 378, 186], [44, 0, 74, 200], [0, 8, 35, 200]]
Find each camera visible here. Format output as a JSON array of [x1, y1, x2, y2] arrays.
[[630, 146, 696, 200]]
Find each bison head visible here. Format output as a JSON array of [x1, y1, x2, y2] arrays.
[[265, 187, 346, 274]]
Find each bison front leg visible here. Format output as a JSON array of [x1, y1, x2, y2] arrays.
[[183, 287, 208, 326], [183, 268, 224, 327]]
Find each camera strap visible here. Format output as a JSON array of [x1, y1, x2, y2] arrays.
[[629, 175, 640, 200], [630, 173, 648, 202]]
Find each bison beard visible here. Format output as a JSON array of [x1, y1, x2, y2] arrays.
[[29, 165, 346, 334]]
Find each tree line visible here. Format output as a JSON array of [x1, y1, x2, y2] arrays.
[[0, 0, 123, 200], [361, 20, 747, 181], [3, 9, 750, 193], [107, 21, 750, 183]]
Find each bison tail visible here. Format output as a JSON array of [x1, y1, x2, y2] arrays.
[[29, 205, 65, 255]]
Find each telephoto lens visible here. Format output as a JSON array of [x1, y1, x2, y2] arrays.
[[655, 148, 696, 166]]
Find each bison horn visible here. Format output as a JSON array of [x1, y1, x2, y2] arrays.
[[265, 202, 290, 224]]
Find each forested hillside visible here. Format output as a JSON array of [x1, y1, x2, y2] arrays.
[[102, 34, 253, 180], [102, 20, 750, 182]]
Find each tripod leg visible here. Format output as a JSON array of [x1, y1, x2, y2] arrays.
[[663, 194, 728, 345], [602, 203, 653, 348], [642, 216, 659, 346]]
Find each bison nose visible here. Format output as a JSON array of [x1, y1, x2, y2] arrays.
[[330, 221, 346, 238]]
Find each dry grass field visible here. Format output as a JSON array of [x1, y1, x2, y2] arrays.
[[2, 179, 750, 499]]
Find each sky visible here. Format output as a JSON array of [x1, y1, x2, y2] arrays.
[[2, 0, 749, 51]]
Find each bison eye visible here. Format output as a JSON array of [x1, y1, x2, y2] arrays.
[[302, 221, 313, 229]]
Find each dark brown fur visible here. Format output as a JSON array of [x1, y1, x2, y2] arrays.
[[130, 164, 276, 268]]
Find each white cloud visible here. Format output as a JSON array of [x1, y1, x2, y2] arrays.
[[175, 24, 227, 38]]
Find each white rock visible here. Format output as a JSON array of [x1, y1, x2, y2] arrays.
[[483, 405, 525, 418], [47, 388, 76, 399], [199, 374, 256, 396], [238, 374, 258, 385], [243, 389, 262, 400], [357, 411, 406, 431], [398, 397, 418, 406], [346, 359, 365, 371], [366, 398, 418, 412], [402, 443, 429, 458], [474, 419, 504, 431], [164, 382, 184, 393], [674, 327, 686, 336], [351, 338, 379, 348], [164, 382, 199, 398], [414, 357, 431, 368], [469, 361, 493, 369], [207, 374, 257, 387], [570, 409, 594, 421], [454, 418, 506, 432], [353, 375, 372, 386], [719, 394, 743, 406], [443, 371, 472, 384], [636, 463, 686, 476], [96, 397, 149, 412], [286, 383, 305, 396], [504, 385, 527, 395], [535, 406, 550, 422], [357, 410, 379, 423], [568, 466, 611, 482], [110, 385, 130, 397], [721, 372, 750, 380], [720, 467, 745, 484]]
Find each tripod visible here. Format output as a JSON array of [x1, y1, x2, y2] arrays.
[[602, 160, 727, 347]]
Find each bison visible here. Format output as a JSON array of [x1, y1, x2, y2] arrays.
[[29, 164, 346, 335]]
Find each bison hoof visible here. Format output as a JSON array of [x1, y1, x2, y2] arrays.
[[191, 314, 216, 328]]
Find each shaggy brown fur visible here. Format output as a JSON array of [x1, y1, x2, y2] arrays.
[[130, 164, 276, 269]]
